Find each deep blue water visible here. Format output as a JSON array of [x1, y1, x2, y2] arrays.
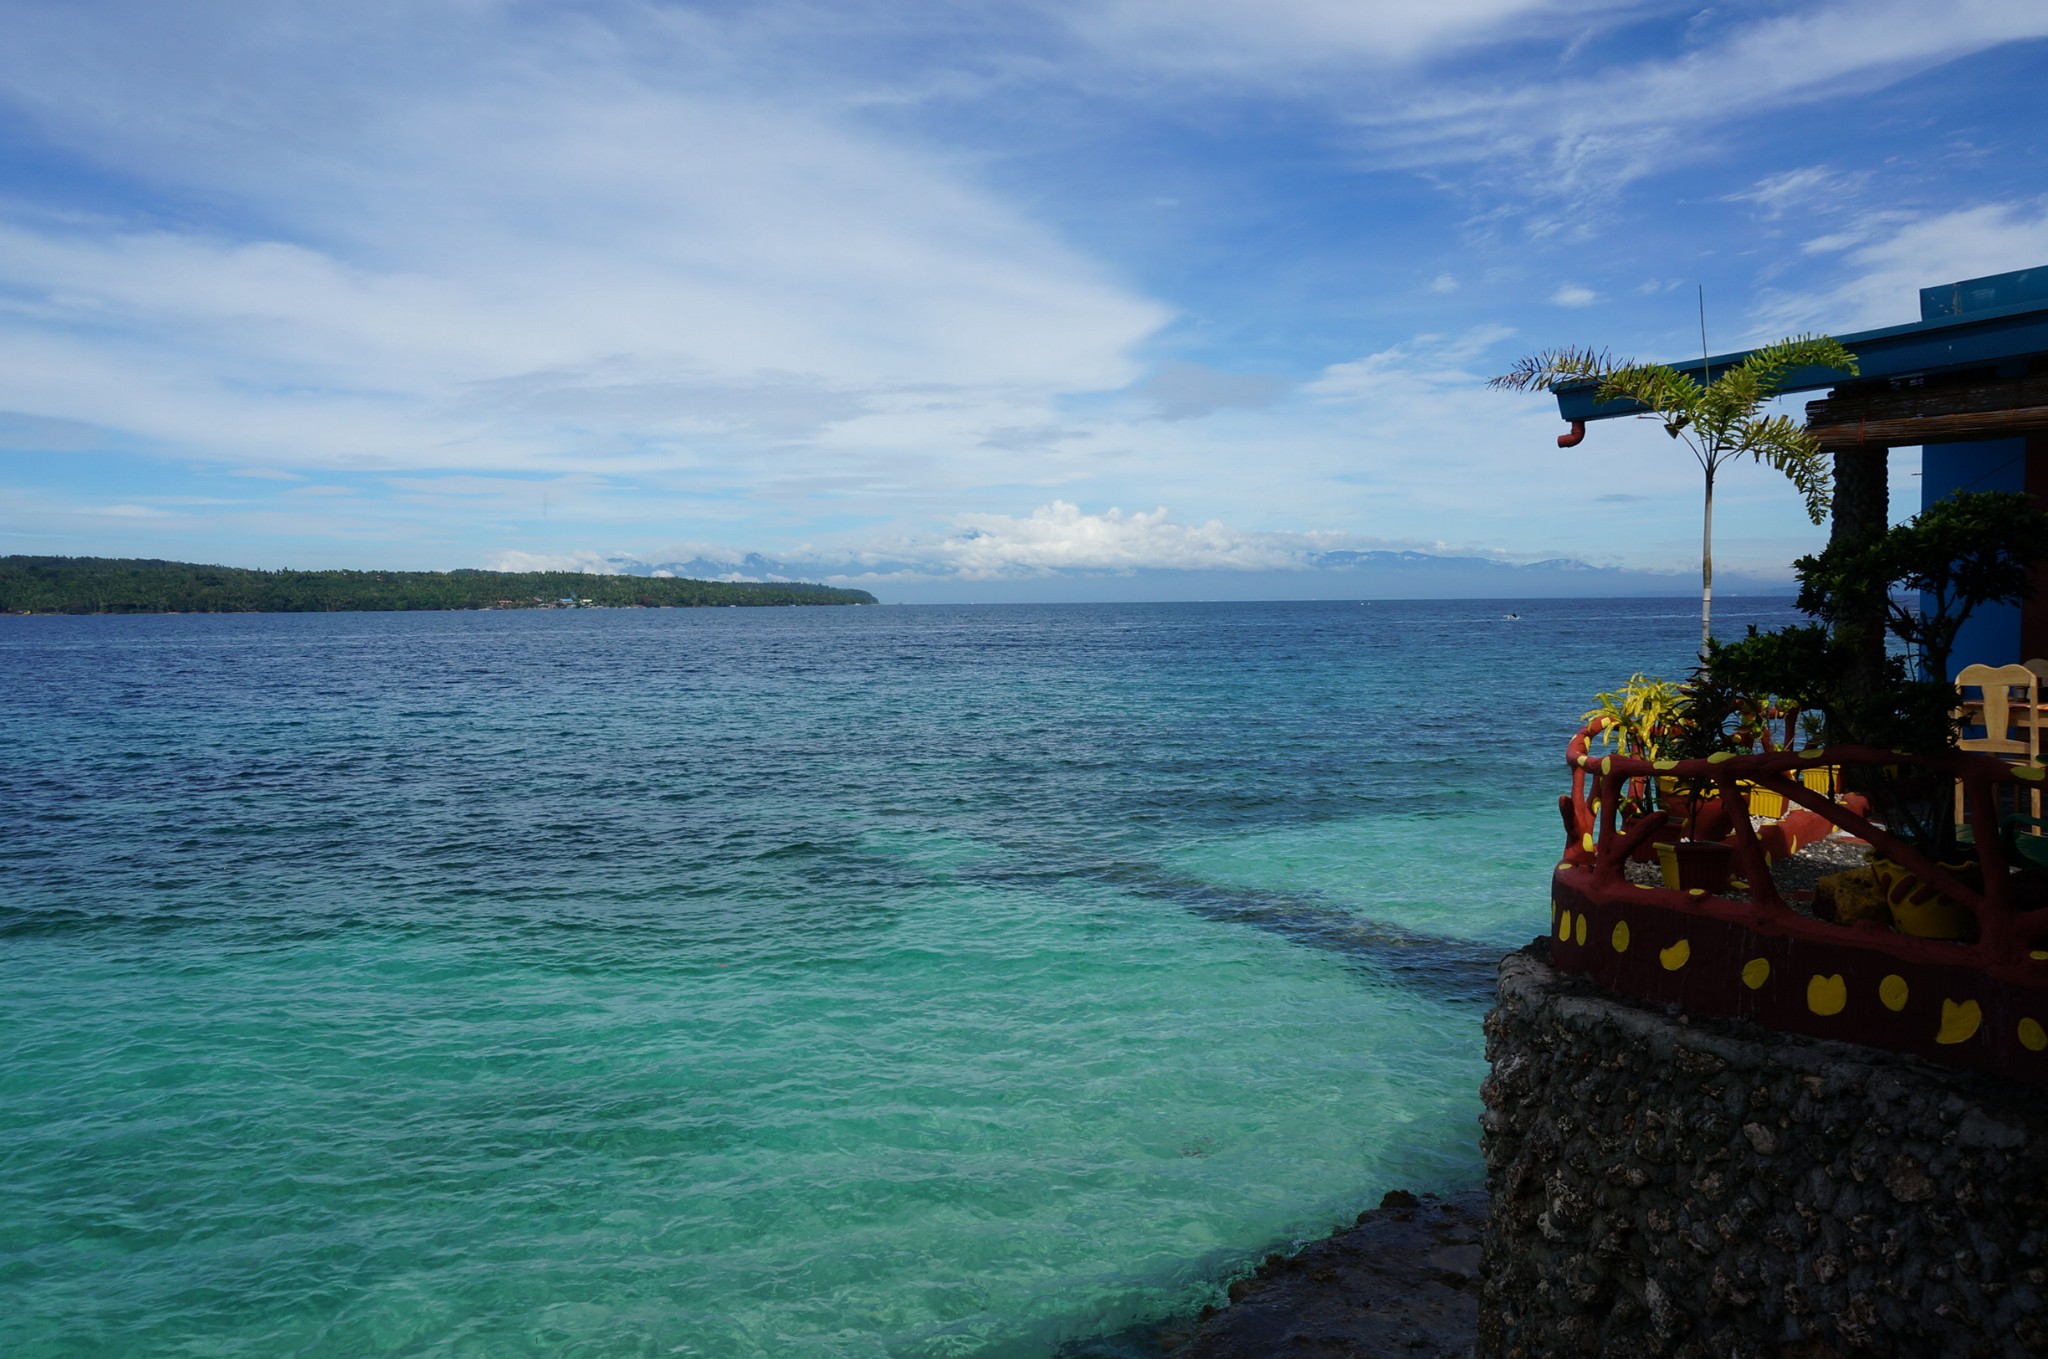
[[1, 596, 1800, 1357]]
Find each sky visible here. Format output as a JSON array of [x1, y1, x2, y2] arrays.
[[2, 0, 2046, 602]]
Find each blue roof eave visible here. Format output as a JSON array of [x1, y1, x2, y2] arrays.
[[1552, 296, 2048, 423]]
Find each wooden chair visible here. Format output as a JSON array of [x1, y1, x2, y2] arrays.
[[1957, 663, 2044, 828]]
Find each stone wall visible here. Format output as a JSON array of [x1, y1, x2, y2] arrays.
[[1479, 942, 2048, 1358]]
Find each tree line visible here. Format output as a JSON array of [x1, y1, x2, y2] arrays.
[[0, 557, 878, 613]]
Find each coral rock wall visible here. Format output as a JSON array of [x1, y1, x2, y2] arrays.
[[1480, 943, 2048, 1358]]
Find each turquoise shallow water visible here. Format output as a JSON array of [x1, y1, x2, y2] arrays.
[[1, 598, 1798, 1357]]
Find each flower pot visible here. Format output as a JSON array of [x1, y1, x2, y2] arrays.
[[1798, 765, 1840, 797], [1743, 782, 1787, 819], [1656, 840, 1734, 894]]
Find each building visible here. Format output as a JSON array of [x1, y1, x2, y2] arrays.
[[1552, 265, 2048, 672]]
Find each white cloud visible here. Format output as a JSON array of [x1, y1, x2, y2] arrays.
[[1802, 230, 1865, 256], [0, 3, 1169, 478], [921, 501, 1310, 575], [1346, 0, 2048, 197], [479, 493, 1820, 600], [496, 500, 1496, 582], [0, 0, 2005, 591], [1132, 363, 1292, 420], [1306, 324, 1517, 401], [1055, 0, 1628, 70], [489, 549, 632, 576], [1723, 165, 1869, 220], [1750, 199, 2048, 336]]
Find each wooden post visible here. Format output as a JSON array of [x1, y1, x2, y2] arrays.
[[2025, 432, 2048, 662], [1829, 446, 1890, 703]]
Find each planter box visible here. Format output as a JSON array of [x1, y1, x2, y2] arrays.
[[1656, 840, 1735, 894]]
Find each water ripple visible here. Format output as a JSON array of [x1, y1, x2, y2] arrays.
[[0, 598, 1802, 1357]]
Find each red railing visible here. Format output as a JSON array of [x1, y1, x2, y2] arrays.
[[1552, 719, 2048, 1080], [1561, 718, 2046, 963]]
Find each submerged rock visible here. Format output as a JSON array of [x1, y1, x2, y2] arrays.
[[1166, 1187, 1485, 1359]]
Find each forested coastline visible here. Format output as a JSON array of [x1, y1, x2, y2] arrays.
[[1, 557, 877, 614]]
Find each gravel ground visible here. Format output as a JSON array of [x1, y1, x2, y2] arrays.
[[1766, 834, 1874, 896], [1619, 831, 1871, 909]]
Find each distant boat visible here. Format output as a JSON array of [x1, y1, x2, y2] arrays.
[[1505, 612, 1521, 620]]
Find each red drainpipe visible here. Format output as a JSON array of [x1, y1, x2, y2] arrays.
[[1556, 420, 1587, 448]]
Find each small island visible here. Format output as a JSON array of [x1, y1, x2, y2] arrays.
[[0, 556, 878, 614]]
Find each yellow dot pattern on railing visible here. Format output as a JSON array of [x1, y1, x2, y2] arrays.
[[1807, 974, 1847, 1015], [1556, 724, 2048, 1082], [1938, 1000, 1983, 1045], [1553, 892, 2048, 1067]]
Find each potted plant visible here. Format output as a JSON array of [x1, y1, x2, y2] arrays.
[[1583, 673, 1690, 838], [1689, 491, 2048, 931], [1583, 672, 1685, 761]]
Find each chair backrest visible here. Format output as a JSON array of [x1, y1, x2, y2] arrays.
[[2027, 658, 2048, 688], [1957, 663, 2042, 759]]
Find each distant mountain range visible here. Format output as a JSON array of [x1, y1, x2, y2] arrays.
[[570, 548, 1795, 604]]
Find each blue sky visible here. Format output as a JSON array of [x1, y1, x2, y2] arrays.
[[2, 1, 2045, 601]]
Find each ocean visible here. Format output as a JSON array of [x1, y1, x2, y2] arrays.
[[1, 596, 1801, 1357]]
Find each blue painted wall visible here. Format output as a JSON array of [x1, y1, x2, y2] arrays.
[[1916, 267, 2045, 677], [1921, 438, 2028, 677]]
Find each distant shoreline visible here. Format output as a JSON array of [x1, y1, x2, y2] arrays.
[[0, 555, 877, 614]]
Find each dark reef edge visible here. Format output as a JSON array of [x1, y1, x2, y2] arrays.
[[1062, 1188, 1485, 1359]]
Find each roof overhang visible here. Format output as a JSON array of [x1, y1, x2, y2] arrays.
[[1552, 295, 2048, 425]]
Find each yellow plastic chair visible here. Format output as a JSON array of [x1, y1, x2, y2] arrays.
[[1956, 663, 2043, 827]]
